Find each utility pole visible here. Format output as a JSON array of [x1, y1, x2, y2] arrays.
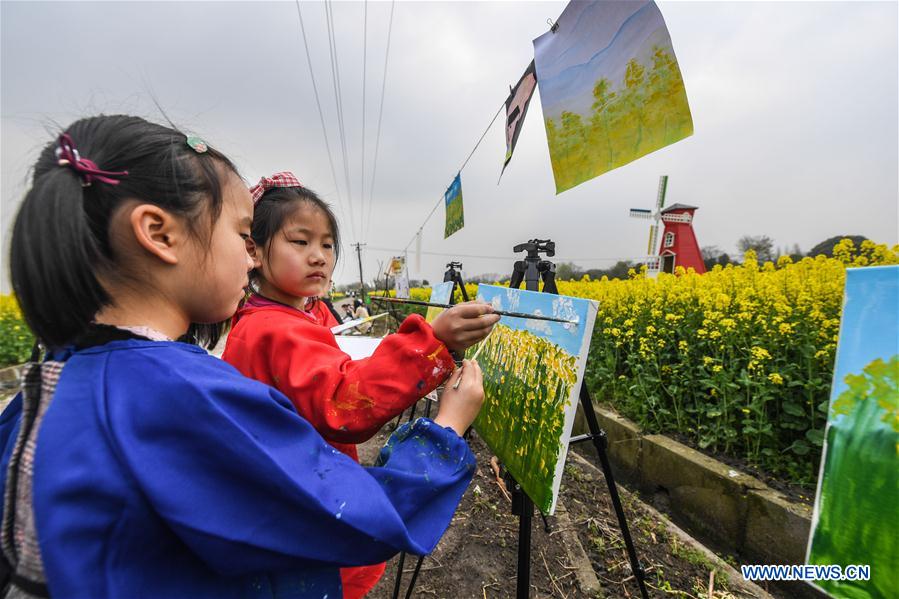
[[353, 242, 367, 302]]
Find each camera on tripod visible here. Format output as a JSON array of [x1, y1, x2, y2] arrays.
[[512, 239, 555, 259], [511, 239, 557, 292]]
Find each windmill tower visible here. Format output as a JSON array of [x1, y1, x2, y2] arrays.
[[629, 176, 706, 276]]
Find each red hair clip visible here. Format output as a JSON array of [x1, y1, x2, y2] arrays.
[[55, 133, 128, 187], [249, 171, 303, 203]]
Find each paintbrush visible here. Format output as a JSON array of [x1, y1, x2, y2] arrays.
[[370, 296, 579, 325], [452, 328, 494, 390]]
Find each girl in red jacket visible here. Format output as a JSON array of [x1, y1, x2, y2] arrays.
[[222, 172, 498, 598]]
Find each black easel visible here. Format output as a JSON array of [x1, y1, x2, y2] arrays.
[[505, 239, 649, 599], [399, 261, 468, 425], [391, 262, 469, 599]]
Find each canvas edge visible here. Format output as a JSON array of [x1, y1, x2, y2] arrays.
[[545, 297, 600, 515]]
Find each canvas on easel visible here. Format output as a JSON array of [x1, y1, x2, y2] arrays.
[[469, 284, 598, 514], [806, 265, 898, 599], [425, 281, 454, 323]]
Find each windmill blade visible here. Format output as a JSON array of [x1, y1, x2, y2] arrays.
[[647, 224, 659, 255], [656, 175, 669, 210], [629, 208, 653, 219]]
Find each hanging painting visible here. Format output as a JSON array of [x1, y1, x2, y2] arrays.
[[500, 60, 538, 180], [533, 0, 693, 193], [444, 173, 464, 238]]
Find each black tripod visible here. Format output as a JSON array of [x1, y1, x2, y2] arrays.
[[505, 239, 649, 599], [391, 262, 469, 599]]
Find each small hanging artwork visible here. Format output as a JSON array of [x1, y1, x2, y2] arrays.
[[444, 173, 464, 238], [500, 60, 538, 180]]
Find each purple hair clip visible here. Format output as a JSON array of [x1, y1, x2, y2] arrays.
[[55, 133, 128, 187]]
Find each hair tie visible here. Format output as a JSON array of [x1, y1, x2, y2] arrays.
[[249, 171, 303, 204], [55, 133, 128, 187]]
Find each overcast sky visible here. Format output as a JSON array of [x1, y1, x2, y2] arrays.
[[2, 0, 897, 291]]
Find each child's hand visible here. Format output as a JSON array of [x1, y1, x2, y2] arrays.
[[431, 302, 500, 352], [434, 360, 485, 436]]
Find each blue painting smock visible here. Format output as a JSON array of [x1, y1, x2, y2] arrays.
[[0, 339, 475, 598]]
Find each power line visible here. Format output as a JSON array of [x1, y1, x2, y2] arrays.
[[402, 100, 505, 252], [360, 0, 368, 246], [365, 0, 396, 243], [325, 0, 357, 241], [293, 0, 349, 230], [367, 245, 641, 264]]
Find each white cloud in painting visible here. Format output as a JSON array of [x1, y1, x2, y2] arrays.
[[526, 310, 553, 335], [504, 288, 521, 313], [552, 296, 579, 331]]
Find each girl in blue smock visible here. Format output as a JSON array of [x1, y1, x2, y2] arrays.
[[0, 115, 485, 599]]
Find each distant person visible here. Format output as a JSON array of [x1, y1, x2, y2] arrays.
[[353, 298, 372, 334], [221, 171, 499, 598]]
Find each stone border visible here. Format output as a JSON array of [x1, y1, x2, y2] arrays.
[[572, 405, 824, 598]]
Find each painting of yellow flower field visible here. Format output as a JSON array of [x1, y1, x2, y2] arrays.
[[533, 0, 693, 193], [469, 285, 598, 514]]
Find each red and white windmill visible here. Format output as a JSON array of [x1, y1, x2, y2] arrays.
[[629, 176, 706, 276]]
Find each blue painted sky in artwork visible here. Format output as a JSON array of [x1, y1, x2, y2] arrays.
[[476, 284, 594, 357], [444, 173, 462, 207], [533, 0, 676, 120], [429, 281, 453, 304], [829, 266, 899, 424]]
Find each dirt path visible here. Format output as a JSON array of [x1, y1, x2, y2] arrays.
[[359, 421, 776, 599]]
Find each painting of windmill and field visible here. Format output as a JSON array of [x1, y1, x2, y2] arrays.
[[469, 285, 598, 514], [533, 0, 693, 193]]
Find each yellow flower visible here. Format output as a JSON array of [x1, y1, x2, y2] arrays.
[[768, 373, 784, 385]]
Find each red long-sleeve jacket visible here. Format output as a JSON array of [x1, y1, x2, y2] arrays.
[[222, 300, 455, 461]]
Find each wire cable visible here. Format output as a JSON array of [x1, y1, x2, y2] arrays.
[[364, 0, 396, 243], [360, 0, 368, 245], [401, 100, 505, 252], [325, 0, 358, 241], [293, 0, 350, 230]]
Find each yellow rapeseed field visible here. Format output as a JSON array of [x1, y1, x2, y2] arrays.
[[407, 239, 899, 483], [0, 294, 34, 367]]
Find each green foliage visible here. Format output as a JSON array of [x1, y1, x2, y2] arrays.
[[545, 45, 693, 192], [469, 325, 578, 514]]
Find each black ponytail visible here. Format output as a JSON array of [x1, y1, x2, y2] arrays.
[[9, 115, 239, 349], [11, 166, 109, 348]]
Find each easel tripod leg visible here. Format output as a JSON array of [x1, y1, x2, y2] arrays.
[[579, 384, 649, 599]]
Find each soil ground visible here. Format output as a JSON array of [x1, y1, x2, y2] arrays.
[[360, 418, 776, 599]]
